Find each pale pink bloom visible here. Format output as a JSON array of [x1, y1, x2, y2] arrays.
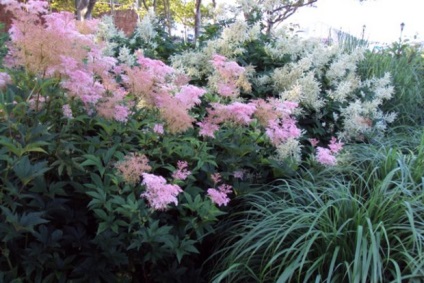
[[28, 95, 47, 111], [62, 104, 73, 118], [217, 102, 256, 125], [211, 54, 246, 98], [141, 173, 183, 211], [137, 55, 174, 82], [217, 82, 237, 97], [211, 55, 244, 78], [61, 69, 104, 104], [252, 98, 299, 129], [0, 72, 11, 89], [153, 124, 164, 135], [172, 160, 191, 181], [43, 11, 78, 35], [328, 137, 344, 154], [198, 102, 256, 138], [211, 54, 227, 64], [265, 118, 301, 146], [309, 138, 319, 147], [174, 85, 206, 109], [207, 184, 232, 207], [156, 94, 195, 134], [173, 73, 190, 87], [114, 105, 130, 122], [24, 0, 49, 14], [316, 147, 337, 166], [233, 170, 244, 180], [197, 121, 220, 138], [211, 173, 221, 185]]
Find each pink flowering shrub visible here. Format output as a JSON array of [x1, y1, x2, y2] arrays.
[[2, 0, 132, 122]]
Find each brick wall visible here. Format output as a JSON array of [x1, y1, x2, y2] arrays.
[[104, 10, 138, 36], [0, 4, 14, 33]]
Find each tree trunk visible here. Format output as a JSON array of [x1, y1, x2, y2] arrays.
[[163, 0, 172, 35], [75, 0, 97, 21], [194, 0, 201, 41]]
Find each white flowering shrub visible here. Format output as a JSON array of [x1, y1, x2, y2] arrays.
[[171, 20, 396, 151]]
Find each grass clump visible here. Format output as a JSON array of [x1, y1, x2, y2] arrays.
[[209, 130, 424, 283]]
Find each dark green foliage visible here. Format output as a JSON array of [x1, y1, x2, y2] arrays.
[[0, 73, 224, 282]]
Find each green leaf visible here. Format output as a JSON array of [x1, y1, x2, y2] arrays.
[[13, 156, 50, 186], [93, 209, 108, 220], [102, 144, 119, 165], [97, 222, 109, 235], [0, 136, 22, 156], [22, 142, 48, 155], [81, 155, 105, 176]]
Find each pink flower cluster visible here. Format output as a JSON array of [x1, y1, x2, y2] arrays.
[[141, 173, 183, 211], [316, 137, 344, 166], [198, 102, 256, 138], [207, 173, 232, 207], [0, 72, 11, 89], [153, 123, 164, 135], [207, 184, 232, 207], [172, 161, 191, 181], [210, 54, 248, 98], [233, 170, 245, 180], [253, 99, 301, 146], [62, 104, 73, 118], [198, 98, 301, 146], [123, 54, 206, 133], [265, 118, 301, 146]]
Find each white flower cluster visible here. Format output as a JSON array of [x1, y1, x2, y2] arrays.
[[171, 20, 260, 78], [203, 20, 261, 58], [265, 38, 302, 60], [97, 15, 127, 56], [131, 8, 158, 49], [118, 46, 136, 66], [326, 48, 364, 82], [275, 137, 302, 164], [327, 74, 360, 103], [171, 51, 211, 79], [339, 73, 396, 140]]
